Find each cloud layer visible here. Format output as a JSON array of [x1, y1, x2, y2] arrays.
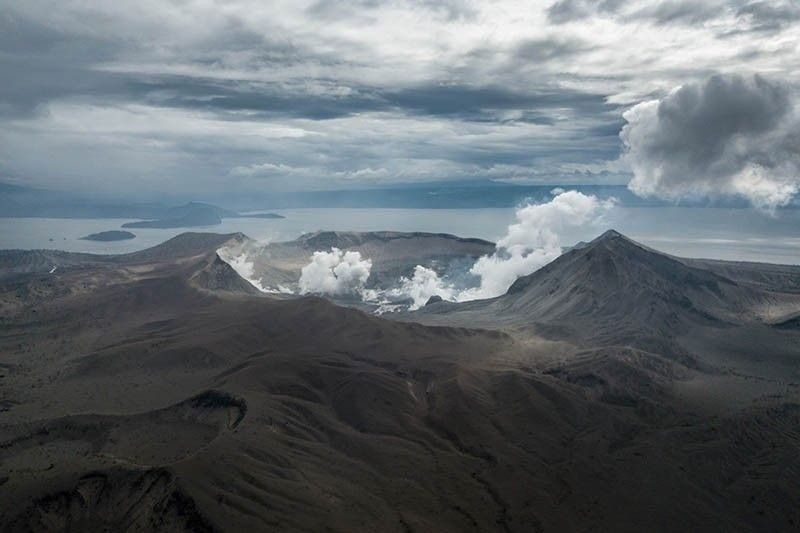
[[622, 74, 800, 208], [1, 1, 798, 196]]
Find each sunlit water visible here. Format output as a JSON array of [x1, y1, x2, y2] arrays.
[[1, 206, 799, 264]]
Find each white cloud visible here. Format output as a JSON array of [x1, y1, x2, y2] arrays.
[[298, 247, 372, 296], [622, 74, 800, 209], [217, 246, 269, 292], [394, 265, 457, 310]]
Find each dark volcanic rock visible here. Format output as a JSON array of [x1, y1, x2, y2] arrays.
[[190, 253, 261, 295], [6, 469, 213, 532], [425, 295, 444, 306]]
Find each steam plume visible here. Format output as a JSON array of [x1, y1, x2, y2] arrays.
[[298, 247, 372, 296], [458, 190, 615, 300], [395, 266, 457, 310]]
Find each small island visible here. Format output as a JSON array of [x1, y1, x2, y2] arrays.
[[238, 212, 285, 219], [80, 230, 136, 242]]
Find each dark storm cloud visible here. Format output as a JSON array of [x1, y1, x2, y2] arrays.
[[735, 0, 800, 32], [308, 0, 476, 22], [622, 74, 800, 208], [126, 77, 382, 120], [514, 38, 592, 62], [548, 0, 724, 27], [550, 0, 721, 26], [71, 74, 610, 124], [547, 0, 800, 31], [0, 14, 352, 120], [629, 1, 723, 25], [0, 13, 124, 117], [0, 7, 605, 125], [0, 11, 63, 53], [546, 0, 625, 23], [383, 84, 610, 121], [587, 120, 627, 138]]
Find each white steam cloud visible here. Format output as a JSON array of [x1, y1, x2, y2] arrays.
[[394, 266, 457, 310], [299, 247, 372, 296], [458, 190, 615, 300], [622, 74, 800, 210], [217, 243, 274, 293]]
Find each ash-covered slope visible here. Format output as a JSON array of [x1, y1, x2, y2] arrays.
[[0, 249, 101, 280], [189, 253, 261, 295], [504, 230, 746, 326], [3, 229, 800, 532], [417, 230, 796, 347], [682, 257, 800, 294], [0, 233, 249, 281], [114, 232, 248, 264], [0, 233, 258, 316]]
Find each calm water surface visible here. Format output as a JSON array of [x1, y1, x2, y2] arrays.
[[1, 207, 798, 264]]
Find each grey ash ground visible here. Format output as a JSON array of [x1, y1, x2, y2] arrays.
[[1, 231, 799, 532]]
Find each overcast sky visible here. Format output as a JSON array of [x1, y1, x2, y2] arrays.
[[1, 0, 798, 199]]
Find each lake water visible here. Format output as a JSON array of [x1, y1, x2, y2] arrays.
[[1, 207, 799, 265]]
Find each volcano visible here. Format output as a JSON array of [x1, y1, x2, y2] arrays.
[[417, 230, 796, 347]]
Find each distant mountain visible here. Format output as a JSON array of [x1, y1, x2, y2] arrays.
[[7, 179, 797, 215], [214, 183, 649, 209], [122, 206, 222, 228], [116, 202, 284, 227], [0, 182, 283, 220], [163, 202, 239, 219]]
